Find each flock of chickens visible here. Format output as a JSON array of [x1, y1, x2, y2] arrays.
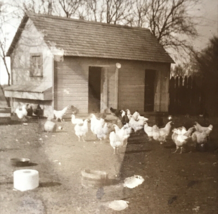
[[14, 103, 214, 154]]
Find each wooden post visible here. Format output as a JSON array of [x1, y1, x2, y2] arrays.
[[114, 63, 121, 109]]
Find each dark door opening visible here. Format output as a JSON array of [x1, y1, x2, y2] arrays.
[[88, 67, 101, 113], [144, 70, 156, 111]]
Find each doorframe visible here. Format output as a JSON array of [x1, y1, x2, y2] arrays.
[[100, 67, 108, 113]]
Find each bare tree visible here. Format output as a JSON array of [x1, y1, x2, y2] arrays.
[[135, 0, 200, 53], [56, 0, 83, 17], [84, 0, 133, 24], [0, 2, 12, 106], [0, 3, 11, 86]]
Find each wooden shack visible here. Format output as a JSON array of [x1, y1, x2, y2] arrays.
[[4, 13, 174, 117]]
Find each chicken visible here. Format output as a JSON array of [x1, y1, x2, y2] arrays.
[[90, 114, 99, 134], [172, 126, 194, 154], [126, 109, 132, 120], [132, 111, 140, 121], [122, 123, 132, 136], [129, 115, 148, 133], [120, 110, 129, 125], [71, 114, 84, 125], [53, 105, 69, 122], [194, 122, 213, 135], [144, 123, 154, 141], [109, 129, 130, 154], [90, 114, 108, 141], [152, 125, 161, 141], [96, 122, 109, 141], [44, 121, 62, 132], [27, 104, 33, 116], [152, 121, 172, 144], [110, 107, 122, 117], [15, 104, 28, 120], [32, 104, 43, 118], [74, 119, 89, 142], [191, 131, 209, 145], [116, 123, 132, 146]]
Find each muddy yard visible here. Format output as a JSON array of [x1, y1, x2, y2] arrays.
[[0, 115, 218, 214]]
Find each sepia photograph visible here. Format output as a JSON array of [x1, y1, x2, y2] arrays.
[[0, 0, 217, 213]]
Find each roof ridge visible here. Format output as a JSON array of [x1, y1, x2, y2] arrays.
[[27, 12, 150, 31]]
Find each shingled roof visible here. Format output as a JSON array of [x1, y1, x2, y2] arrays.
[[7, 13, 174, 63]]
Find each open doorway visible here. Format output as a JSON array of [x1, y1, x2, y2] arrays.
[[144, 69, 156, 111], [88, 67, 101, 113]]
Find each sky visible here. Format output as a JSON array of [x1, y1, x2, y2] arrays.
[[0, 0, 218, 85], [191, 0, 218, 50]]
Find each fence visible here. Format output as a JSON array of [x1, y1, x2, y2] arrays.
[[169, 76, 204, 115]]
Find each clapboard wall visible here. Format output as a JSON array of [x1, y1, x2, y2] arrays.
[[54, 56, 170, 114]]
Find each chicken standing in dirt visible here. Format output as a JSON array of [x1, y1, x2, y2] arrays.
[[109, 124, 130, 154], [15, 104, 29, 121], [172, 126, 195, 154], [53, 105, 70, 122], [74, 119, 89, 142], [152, 121, 172, 144]]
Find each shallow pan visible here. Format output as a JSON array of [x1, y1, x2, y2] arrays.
[[10, 158, 30, 167]]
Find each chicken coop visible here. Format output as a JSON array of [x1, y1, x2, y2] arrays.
[[4, 12, 173, 118]]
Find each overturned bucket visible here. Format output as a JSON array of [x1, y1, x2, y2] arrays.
[[81, 169, 108, 188]]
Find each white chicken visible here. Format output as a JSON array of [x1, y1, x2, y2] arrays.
[[90, 114, 109, 141], [109, 130, 130, 154], [194, 122, 213, 133], [126, 109, 132, 120], [144, 123, 154, 140], [152, 121, 172, 144], [53, 105, 70, 122], [110, 124, 132, 150], [15, 104, 28, 120], [44, 120, 63, 132], [132, 111, 140, 121], [122, 123, 132, 136], [71, 114, 84, 125], [193, 122, 213, 150], [96, 122, 109, 141], [129, 115, 148, 133], [191, 131, 209, 145], [74, 119, 89, 142], [172, 126, 194, 154]]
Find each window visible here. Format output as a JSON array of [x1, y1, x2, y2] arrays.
[[30, 53, 43, 77]]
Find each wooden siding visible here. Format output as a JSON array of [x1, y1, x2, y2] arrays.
[[9, 19, 54, 116], [54, 58, 88, 112], [54, 57, 170, 114]]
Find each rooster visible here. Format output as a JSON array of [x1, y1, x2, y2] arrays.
[[53, 105, 70, 122]]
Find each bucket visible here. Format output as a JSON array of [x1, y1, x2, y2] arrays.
[[81, 169, 108, 188]]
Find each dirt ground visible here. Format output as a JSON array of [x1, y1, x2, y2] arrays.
[[0, 115, 218, 214]]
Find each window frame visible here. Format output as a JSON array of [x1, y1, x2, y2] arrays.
[[30, 53, 43, 77]]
